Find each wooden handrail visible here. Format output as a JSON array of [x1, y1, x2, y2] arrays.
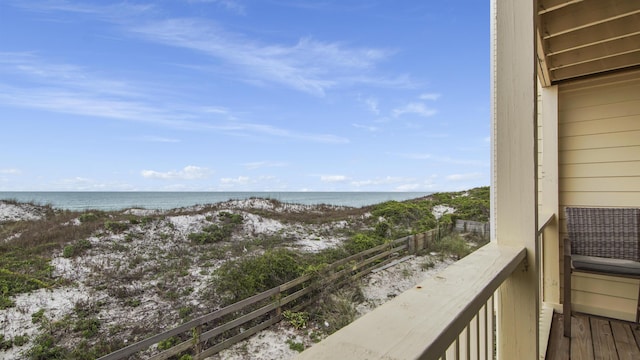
[[295, 242, 526, 360]]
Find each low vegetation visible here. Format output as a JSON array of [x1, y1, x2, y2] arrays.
[[0, 186, 490, 358]]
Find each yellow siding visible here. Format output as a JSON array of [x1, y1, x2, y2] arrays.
[[558, 69, 640, 321]]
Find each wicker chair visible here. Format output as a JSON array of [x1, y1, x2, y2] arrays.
[[563, 207, 640, 337]]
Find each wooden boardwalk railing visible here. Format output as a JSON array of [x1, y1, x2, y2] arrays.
[[294, 242, 527, 360], [99, 228, 447, 360]]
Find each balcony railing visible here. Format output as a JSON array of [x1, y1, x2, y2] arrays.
[[295, 242, 527, 360]]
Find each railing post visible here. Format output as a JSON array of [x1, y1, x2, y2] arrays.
[[408, 234, 416, 254], [193, 325, 203, 354]]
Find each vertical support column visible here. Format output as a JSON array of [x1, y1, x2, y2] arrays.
[[539, 84, 560, 304], [491, 0, 539, 359]]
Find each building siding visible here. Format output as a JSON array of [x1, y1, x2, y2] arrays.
[[558, 69, 640, 321]]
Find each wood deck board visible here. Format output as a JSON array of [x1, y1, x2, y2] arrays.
[[547, 313, 640, 360], [591, 317, 617, 360], [547, 313, 570, 360], [571, 314, 594, 359], [610, 321, 640, 360]]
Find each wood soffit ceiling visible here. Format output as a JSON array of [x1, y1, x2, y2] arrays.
[[536, 0, 640, 86]]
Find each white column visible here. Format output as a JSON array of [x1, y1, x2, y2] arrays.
[[491, 0, 539, 359]]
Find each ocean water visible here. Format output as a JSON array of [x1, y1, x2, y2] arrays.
[[0, 192, 431, 211]]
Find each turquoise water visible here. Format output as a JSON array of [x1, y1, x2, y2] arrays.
[[0, 192, 431, 211]]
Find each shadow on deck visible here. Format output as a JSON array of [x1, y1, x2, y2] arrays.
[[546, 312, 640, 359]]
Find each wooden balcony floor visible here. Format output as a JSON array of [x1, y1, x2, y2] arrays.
[[546, 312, 640, 360]]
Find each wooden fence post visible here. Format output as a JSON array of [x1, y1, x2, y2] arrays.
[[408, 234, 416, 254], [194, 325, 203, 354], [275, 293, 282, 317], [416, 233, 424, 252]]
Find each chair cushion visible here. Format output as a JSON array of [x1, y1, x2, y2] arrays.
[[572, 255, 640, 276]]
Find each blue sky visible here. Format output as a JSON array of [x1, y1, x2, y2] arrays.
[[0, 0, 490, 192]]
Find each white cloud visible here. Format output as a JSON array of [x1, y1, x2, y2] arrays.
[[243, 161, 287, 170], [392, 102, 437, 118], [136, 135, 181, 143], [398, 153, 488, 167], [446, 173, 484, 181], [141, 166, 212, 180], [188, 0, 245, 14], [352, 123, 379, 132], [0, 55, 349, 144], [394, 183, 420, 191], [363, 97, 380, 115], [350, 176, 411, 187], [419, 93, 441, 101], [51, 177, 136, 191], [401, 153, 433, 160], [0, 168, 21, 175], [10, 2, 154, 23], [320, 175, 349, 183], [130, 19, 394, 96], [220, 176, 250, 184]]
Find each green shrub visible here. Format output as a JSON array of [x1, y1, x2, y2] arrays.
[[433, 234, 472, 260], [0, 296, 15, 309], [179, 306, 193, 319], [27, 334, 67, 360], [78, 213, 99, 223], [283, 310, 309, 330], [104, 220, 130, 233], [157, 336, 178, 351], [286, 339, 305, 352], [74, 317, 101, 338], [0, 334, 12, 350], [343, 233, 383, 254], [212, 249, 304, 304], [218, 211, 243, 224], [313, 288, 362, 335], [62, 239, 92, 258], [13, 334, 29, 347], [188, 224, 230, 244], [0, 268, 49, 305], [32, 309, 46, 324], [371, 201, 436, 235], [189, 212, 244, 244]]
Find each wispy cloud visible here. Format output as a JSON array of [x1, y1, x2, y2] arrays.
[[320, 175, 350, 183], [392, 102, 437, 118], [350, 176, 412, 187], [220, 176, 250, 185], [133, 136, 181, 143], [10, 1, 155, 21], [219, 175, 280, 189], [446, 172, 484, 181], [187, 0, 246, 14], [360, 96, 380, 115], [0, 52, 145, 98], [51, 177, 135, 191], [397, 153, 488, 167], [0, 54, 349, 143], [129, 19, 393, 96], [243, 161, 287, 170], [419, 93, 441, 101], [141, 165, 212, 180], [0, 168, 21, 175], [352, 123, 379, 132]]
